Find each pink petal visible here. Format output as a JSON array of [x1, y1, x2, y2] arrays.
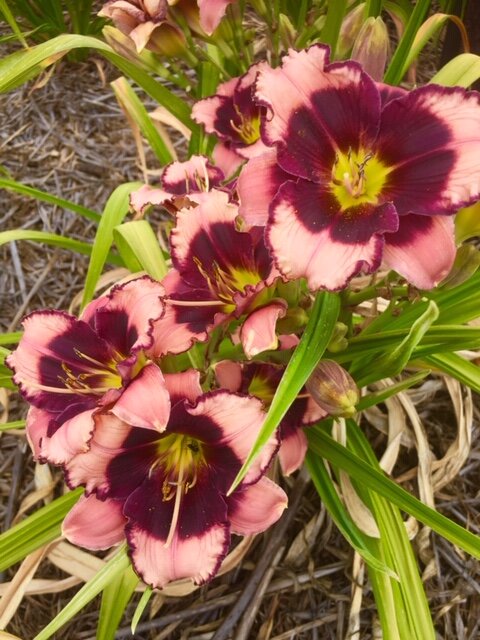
[[278, 334, 299, 350], [240, 301, 287, 358], [214, 360, 242, 392], [130, 21, 160, 52], [278, 427, 308, 475], [237, 149, 289, 227], [130, 184, 171, 215], [255, 46, 330, 149], [62, 495, 126, 550], [302, 396, 327, 424], [255, 48, 380, 182], [149, 269, 211, 356], [197, 0, 235, 35], [213, 142, 244, 178], [127, 520, 229, 587], [163, 369, 203, 405], [93, 276, 166, 356], [228, 477, 287, 535], [378, 85, 480, 215], [186, 391, 276, 485], [7, 310, 110, 410], [170, 189, 239, 277], [65, 412, 160, 502], [111, 363, 170, 430], [162, 155, 224, 194], [268, 183, 394, 290], [25, 407, 51, 460], [41, 408, 95, 465], [383, 214, 456, 289]]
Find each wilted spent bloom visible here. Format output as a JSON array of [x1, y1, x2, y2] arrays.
[[99, 0, 186, 55], [306, 360, 359, 418]]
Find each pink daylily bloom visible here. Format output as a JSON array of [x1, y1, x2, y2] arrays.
[[150, 189, 283, 357], [215, 360, 325, 475], [192, 63, 269, 177], [7, 277, 171, 463], [130, 155, 225, 216], [63, 370, 286, 588], [238, 45, 480, 290]]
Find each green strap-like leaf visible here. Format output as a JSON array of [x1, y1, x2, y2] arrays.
[[353, 300, 439, 385], [384, 0, 431, 84], [114, 220, 168, 280], [0, 177, 101, 223], [81, 181, 142, 310], [0, 488, 83, 572], [421, 352, 480, 393], [0, 420, 25, 431], [346, 421, 436, 639], [131, 586, 153, 634], [356, 370, 430, 412], [229, 291, 341, 494], [97, 563, 139, 640], [430, 53, 480, 87], [0, 331, 22, 345], [0, 34, 198, 133], [320, 0, 348, 58], [34, 546, 130, 640], [112, 77, 174, 165], [398, 13, 468, 81], [0, 0, 28, 47], [0, 230, 122, 265], [305, 452, 397, 576], [307, 426, 480, 559]]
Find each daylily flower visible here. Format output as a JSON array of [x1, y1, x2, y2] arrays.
[[151, 189, 285, 358], [192, 63, 269, 177], [99, 0, 186, 54], [63, 370, 287, 588], [7, 277, 170, 464], [238, 45, 480, 290], [215, 359, 325, 475], [130, 155, 225, 217]]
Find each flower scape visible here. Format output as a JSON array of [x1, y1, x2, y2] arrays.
[[3, 2, 480, 636]]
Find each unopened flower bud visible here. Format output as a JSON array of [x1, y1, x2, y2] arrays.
[[306, 360, 359, 418], [278, 14, 297, 49], [351, 16, 389, 81], [148, 23, 189, 60], [327, 322, 349, 353], [276, 307, 308, 333], [337, 3, 366, 58]]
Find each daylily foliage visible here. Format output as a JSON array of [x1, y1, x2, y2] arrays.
[[8, 37, 480, 590], [3, 1, 480, 637]]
